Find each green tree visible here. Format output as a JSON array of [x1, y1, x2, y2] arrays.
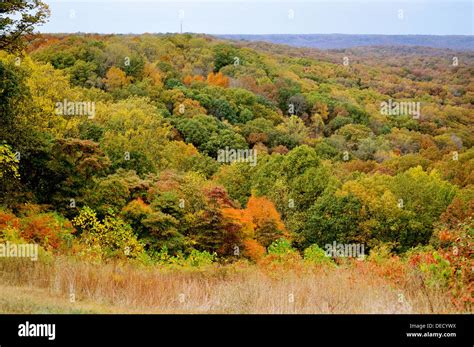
[[45, 138, 110, 213], [208, 98, 237, 123], [0, 144, 20, 205], [173, 115, 247, 157], [390, 166, 457, 250], [302, 192, 363, 249], [67, 60, 99, 87], [213, 44, 238, 72], [0, 0, 50, 52], [253, 145, 336, 240]]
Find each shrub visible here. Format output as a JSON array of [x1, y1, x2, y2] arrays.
[[303, 244, 334, 266], [0, 209, 20, 230], [0, 225, 24, 243], [20, 213, 75, 252], [368, 242, 397, 264], [243, 239, 266, 262], [152, 246, 216, 267], [0, 210, 74, 252], [268, 238, 296, 256], [186, 249, 216, 267], [265, 238, 301, 265], [427, 219, 473, 309], [73, 207, 143, 260]]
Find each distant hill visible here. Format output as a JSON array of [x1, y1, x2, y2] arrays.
[[218, 34, 474, 51]]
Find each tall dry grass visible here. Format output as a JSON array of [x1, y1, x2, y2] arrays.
[[0, 256, 462, 314]]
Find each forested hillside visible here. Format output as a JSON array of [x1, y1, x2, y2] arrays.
[[219, 34, 474, 50], [0, 33, 472, 312]]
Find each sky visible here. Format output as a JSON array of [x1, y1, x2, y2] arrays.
[[39, 0, 473, 35]]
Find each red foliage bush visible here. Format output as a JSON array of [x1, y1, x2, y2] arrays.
[[20, 214, 75, 251]]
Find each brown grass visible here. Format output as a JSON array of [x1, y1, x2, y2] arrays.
[[0, 257, 462, 314]]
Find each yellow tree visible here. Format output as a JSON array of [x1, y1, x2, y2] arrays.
[[222, 194, 287, 258], [245, 195, 287, 247], [206, 71, 229, 88], [143, 63, 163, 87], [103, 66, 131, 91]]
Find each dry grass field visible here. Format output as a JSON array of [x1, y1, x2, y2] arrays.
[[0, 256, 462, 314]]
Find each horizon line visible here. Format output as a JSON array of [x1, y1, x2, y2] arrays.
[[37, 32, 474, 37]]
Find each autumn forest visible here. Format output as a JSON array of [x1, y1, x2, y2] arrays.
[[0, 1, 472, 314]]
